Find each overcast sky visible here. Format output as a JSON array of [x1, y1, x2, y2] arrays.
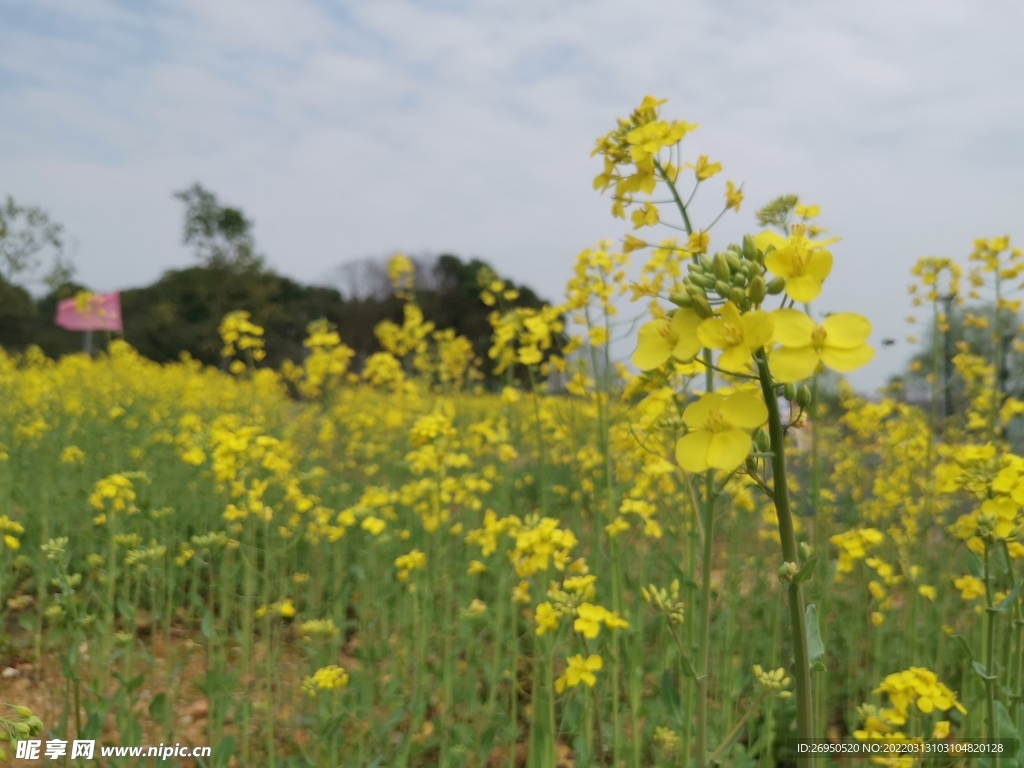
[[3, 0, 1023, 389]]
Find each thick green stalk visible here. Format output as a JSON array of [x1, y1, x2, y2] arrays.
[[755, 351, 814, 759], [984, 544, 1000, 768], [695, 349, 716, 767]]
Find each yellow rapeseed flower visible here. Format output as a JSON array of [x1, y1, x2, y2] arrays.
[[675, 392, 768, 473], [697, 302, 772, 373], [770, 310, 874, 382], [632, 309, 702, 370], [554, 654, 603, 693], [755, 226, 837, 302]]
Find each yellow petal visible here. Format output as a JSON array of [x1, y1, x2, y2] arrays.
[[754, 231, 786, 253], [682, 393, 725, 429], [820, 344, 874, 373], [764, 247, 795, 278], [676, 430, 712, 473], [741, 310, 773, 350], [769, 346, 820, 383], [822, 313, 872, 349], [670, 309, 703, 361], [784, 274, 822, 303], [586, 654, 603, 670], [806, 249, 833, 282], [718, 345, 752, 373], [706, 429, 752, 470], [771, 310, 815, 347], [632, 320, 673, 370], [697, 317, 729, 350], [721, 392, 768, 429]]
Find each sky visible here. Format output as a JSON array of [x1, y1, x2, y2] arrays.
[[2, 0, 1023, 390]]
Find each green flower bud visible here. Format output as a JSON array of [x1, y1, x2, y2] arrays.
[[724, 252, 743, 272], [691, 294, 714, 320], [0, 730, 8, 741], [714, 279, 732, 298], [713, 253, 731, 283], [754, 428, 771, 453], [730, 288, 749, 308], [700, 273, 718, 290], [669, 292, 693, 308], [727, 243, 742, 257], [742, 234, 758, 261], [799, 542, 812, 561], [686, 282, 707, 300], [783, 383, 798, 402], [731, 271, 746, 286], [745, 456, 758, 473], [748, 276, 767, 303], [13, 707, 32, 718], [699, 254, 714, 271], [766, 276, 786, 295], [796, 385, 812, 409]]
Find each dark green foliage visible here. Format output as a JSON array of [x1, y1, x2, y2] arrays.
[[0, 255, 547, 384]]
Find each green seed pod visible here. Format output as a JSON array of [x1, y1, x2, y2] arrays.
[[691, 294, 714, 320], [713, 253, 731, 283], [714, 279, 732, 298], [796, 384, 812, 409], [669, 291, 693, 308], [783, 383, 797, 402], [724, 251, 743, 272], [748, 276, 767, 303], [766, 276, 786, 295], [754, 427, 771, 453], [742, 234, 758, 261]]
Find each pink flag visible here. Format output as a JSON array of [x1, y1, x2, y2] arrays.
[[55, 292, 123, 332]]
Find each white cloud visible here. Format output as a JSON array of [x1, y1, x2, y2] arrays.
[[2, 0, 1023, 388]]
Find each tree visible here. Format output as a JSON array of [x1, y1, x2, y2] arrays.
[[174, 184, 262, 271], [0, 196, 75, 289]]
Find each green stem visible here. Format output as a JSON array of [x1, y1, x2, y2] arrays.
[[755, 351, 814, 761], [985, 544, 1000, 768], [695, 349, 716, 767]]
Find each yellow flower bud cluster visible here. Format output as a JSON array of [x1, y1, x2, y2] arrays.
[[752, 664, 792, 698], [219, 310, 266, 372], [301, 665, 350, 697], [641, 579, 684, 625], [394, 549, 427, 582]]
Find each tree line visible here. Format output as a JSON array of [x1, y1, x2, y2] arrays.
[[0, 185, 546, 381]]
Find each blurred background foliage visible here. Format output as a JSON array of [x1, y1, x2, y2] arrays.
[[0, 185, 547, 382]]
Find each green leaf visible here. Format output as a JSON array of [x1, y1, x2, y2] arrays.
[[59, 653, 78, 683], [212, 735, 236, 767], [971, 660, 997, 681], [793, 556, 819, 585], [995, 700, 1017, 739], [149, 692, 168, 722], [18, 611, 35, 632], [81, 712, 102, 740], [949, 634, 974, 662], [805, 604, 825, 664], [660, 670, 684, 724], [999, 581, 1024, 612], [967, 551, 985, 578]]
